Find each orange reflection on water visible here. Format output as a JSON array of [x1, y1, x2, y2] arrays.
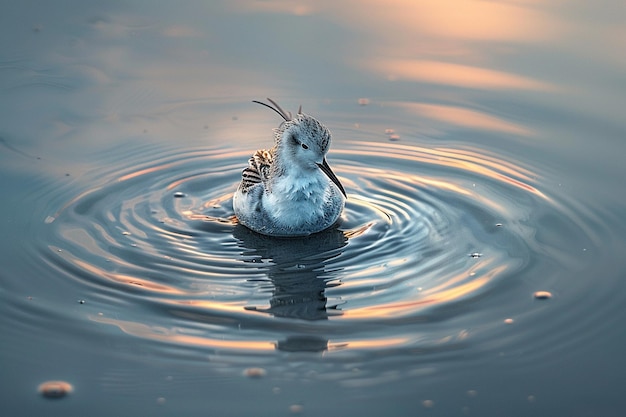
[[72, 257, 184, 294], [347, 142, 549, 200], [399, 102, 531, 136], [91, 315, 275, 351], [332, 337, 410, 350], [118, 163, 175, 183], [345, 0, 562, 42], [376, 60, 552, 91], [344, 264, 507, 319]]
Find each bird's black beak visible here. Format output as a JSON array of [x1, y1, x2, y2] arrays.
[[317, 158, 347, 198]]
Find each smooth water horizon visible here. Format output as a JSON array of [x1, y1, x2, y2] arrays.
[[1, 1, 626, 416]]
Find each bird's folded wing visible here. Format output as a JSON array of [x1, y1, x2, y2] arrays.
[[240, 148, 273, 192]]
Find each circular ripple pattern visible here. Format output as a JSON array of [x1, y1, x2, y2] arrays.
[[39, 141, 601, 365]]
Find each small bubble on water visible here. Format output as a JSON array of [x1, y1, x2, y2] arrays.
[[388, 134, 400, 141], [469, 252, 482, 258], [173, 192, 186, 198], [422, 400, 434, 408], [289, 404, 304, 414], [527, 395, 536, 403], [467, 389, 478, 398], [495, 223, 503, 227], [243, 367, 266, 378], [504, 318, 514, 324], [38, 381, 73, 399], [156, 397, 166, 405], [533, 291, 552, 300], [122, 231, 131, 236], [78, 299, 85, 304], [358, 98, 370, 106], [130, 243, 137, 247]]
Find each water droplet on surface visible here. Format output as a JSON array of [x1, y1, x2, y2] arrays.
[[422, 399, 434, 408], [243, 367, 266, 378], [38, 381, 73, 398], [173, 192, 185, 198], [533, 291, 552, 300]]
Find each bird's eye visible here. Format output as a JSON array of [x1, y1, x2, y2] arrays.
[[301, 143, 309, 150]]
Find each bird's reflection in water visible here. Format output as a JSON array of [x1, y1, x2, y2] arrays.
[[234, 224, 348, 321], [233, 225, 348, 353]]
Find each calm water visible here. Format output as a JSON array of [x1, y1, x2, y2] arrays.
[[2, 1, 626, 416]]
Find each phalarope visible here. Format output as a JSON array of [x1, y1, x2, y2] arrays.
[[233, 98, 346, 237]]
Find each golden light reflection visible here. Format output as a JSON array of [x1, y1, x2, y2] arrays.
[[374, 60, 552, 91], [71, 257, 185, 294], [343, 264, 507, 319], [91, 315, 275, 351], [118, 163, 175, 183], [345, 142, 549, 200], [348, 0, 563, 42], [398, 102, 531, 136], [331, 337, 410, 350], [231, 0, 564, 43]]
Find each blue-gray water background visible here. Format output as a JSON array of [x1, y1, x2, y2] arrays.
[[1, 1, 625, 416]]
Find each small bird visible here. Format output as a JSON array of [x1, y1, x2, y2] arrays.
[[233, 98, 346, 237]]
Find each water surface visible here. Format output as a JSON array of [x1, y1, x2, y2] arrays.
[[1, 1, 626, 416]]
